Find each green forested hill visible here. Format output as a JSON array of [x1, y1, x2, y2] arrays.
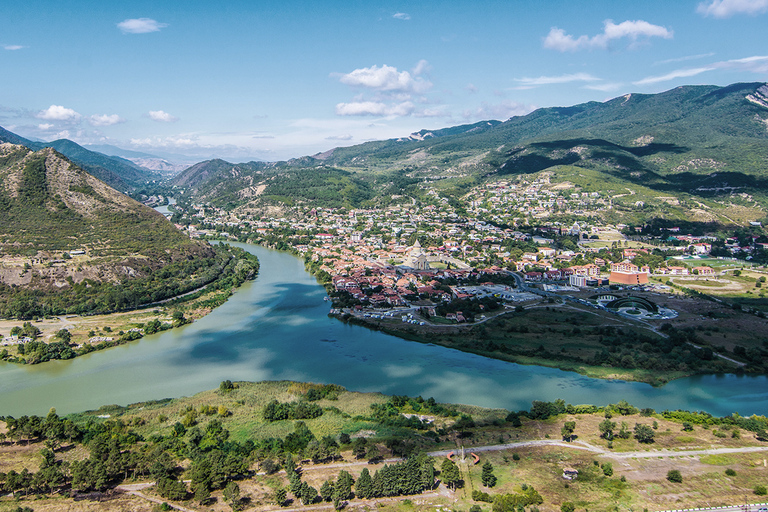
[[0, 144, 258, 318], [0, 126, 160, 191], [172, 82, 768, 220]]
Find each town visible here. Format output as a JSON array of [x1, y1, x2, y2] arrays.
[[162, 174, 767, 321]]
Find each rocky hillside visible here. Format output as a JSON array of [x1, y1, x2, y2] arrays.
[[0, 144, 254, 318]]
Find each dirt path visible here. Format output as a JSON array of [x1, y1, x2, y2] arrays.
[[116, 483, 197, 512], [426, 439, 768, 461]]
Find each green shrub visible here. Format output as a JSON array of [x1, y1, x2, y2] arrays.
[[667, 470, 683, 483]]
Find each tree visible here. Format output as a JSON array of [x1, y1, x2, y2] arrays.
[[634, 423, 655, 444], [157, 477, 188, 501], [667, 469, 683, 483], [320, 479, 335, 502], [356, 467, 374, 499], [599, 418, 616, 440], [481, 461, 497, 487], [561, 502, 576, 512], [298, 481, 318, 505], [561, 421, 576, 442], [352, 437, 368, 459], [55, 329, 71, 343], [602, 462, 613, 477], [194, 484, 212, 505], [334, 470, 354, 501], [172, 310, 188, 327], [274, 487, 287, 506], [223, 481, 241, 511], [440, 458, 461, 491]]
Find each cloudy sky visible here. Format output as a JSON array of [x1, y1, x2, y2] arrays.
[[2, 0, 768, 161]]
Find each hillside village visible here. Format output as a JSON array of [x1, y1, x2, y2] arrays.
[[166, 174, 768, 323]]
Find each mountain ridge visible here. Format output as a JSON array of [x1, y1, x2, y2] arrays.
[[168, 82, 768, 223], [0, 127, 161, 191]]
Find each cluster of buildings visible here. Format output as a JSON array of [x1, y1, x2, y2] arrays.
[[166, 177, 746, 314]]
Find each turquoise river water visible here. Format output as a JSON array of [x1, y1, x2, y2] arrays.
[[0, 243, 765, 417]]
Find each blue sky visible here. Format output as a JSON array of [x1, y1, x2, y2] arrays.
[[2, 0, 768, 161]]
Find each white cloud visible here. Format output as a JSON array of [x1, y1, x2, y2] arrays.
[[117, 18, 168, 34], [393, 12, 411, 20], [339, 64, 432, 93], [148, 110, 178, 122], [130, 135, 199, 148], [36, 105, 81, 121], [722, 54, 768, 73], [3, 45, 24, 50], [515, 73, 601, 86], [634, 67, 716, 85], [465, 84, 478, 94], [462, 101, 537, 122], [656, 53, 716, 65], [584, 82, 626, 92], [37, 123, 54, 130], [412, 59, 430, 76], [335, 101, 415, 117], [634, 54, 768, 85], [326, 134, 354, 141], [544, 19, 673, 52], [89, 114, 125, 127], [697, 0, 768, 17]]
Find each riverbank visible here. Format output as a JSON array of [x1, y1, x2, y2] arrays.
[[295, 252, 744, 386], [0, 245, 259, 365]]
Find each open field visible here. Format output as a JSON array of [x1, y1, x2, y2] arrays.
[[3, 381, 768, 512]]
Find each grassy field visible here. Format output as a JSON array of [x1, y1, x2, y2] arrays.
[[3, 381, 768, 512]]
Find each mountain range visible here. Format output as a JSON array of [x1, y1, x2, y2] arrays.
[[0, 127, 161, 192], [167, 82, 768, 226]]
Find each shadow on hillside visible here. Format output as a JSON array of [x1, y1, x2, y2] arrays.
[[493, 138, 689, 177], [650, 171, 768, 194]]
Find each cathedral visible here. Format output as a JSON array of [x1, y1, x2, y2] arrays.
[[403, 240, 429, 270]]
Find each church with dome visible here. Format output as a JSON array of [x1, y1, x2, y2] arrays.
[[403, 240, 429, 270]]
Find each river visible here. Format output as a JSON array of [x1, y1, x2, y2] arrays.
[[0, 244, 766, 417]]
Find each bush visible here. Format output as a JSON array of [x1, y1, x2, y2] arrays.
[[561, 503, 576, 512], [755, 485, 767, 496], [472, 490, 493, 503], [725, 468, 736, 476], [667, 470, 683, 483]]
